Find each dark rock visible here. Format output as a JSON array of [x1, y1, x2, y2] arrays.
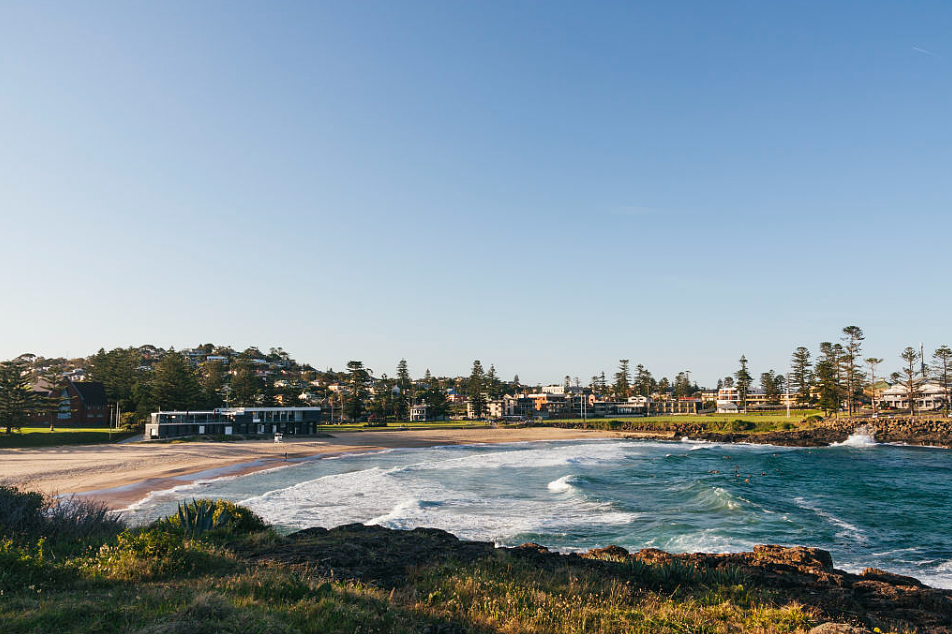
[[583, 545, 629, 560], [753, 544, 834, 572], [633, 548, 674, 564], [860, 567, 925, 587], [514, 542, 550, 553], [237, 524, 952, 633]]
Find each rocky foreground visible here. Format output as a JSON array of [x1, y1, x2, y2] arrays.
[[238, 523, 952, 634]]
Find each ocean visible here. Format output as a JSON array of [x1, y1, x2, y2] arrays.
[[122, 431, 952, 588]]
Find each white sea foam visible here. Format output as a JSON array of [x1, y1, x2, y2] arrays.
[[648, 528, 758, 555], [793, 496, 868, 544], [830, 426, 879, 448], [547, 474, 580, 493]]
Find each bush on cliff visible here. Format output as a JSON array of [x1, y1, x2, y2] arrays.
[[0, 486, 124, 551], [157, 499, 268, 538]]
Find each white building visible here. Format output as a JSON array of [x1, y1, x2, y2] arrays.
[[876, 382, 947, 411]]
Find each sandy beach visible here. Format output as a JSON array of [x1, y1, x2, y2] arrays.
[[0, 427, 655, 510]]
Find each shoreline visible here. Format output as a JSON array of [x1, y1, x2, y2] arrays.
[[4, 423, 949, 512], [0, 427, 636, 510]]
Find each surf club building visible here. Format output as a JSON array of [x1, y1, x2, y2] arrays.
[[146, 406, 324, 440]]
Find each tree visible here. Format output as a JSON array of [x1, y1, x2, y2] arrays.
[[899, 347, 921, 416], [0, 357, 43, 433], [87, 347, 143, 413], [815, 342, 844, 416], [790, 346, 813, 404], [486, 365, 500, 399], [345, 361, 370, 421], [467, 360, 486, 419], [673, 372, 692, 398], [395, 359, 411, 420], [865, 357, 884, 413], [37, 363, 68, 428], [933, 346, 952, 414], [613, 360, 631, 400], [230, 360, 261, 406], [760, 370, 783, 405], [150, 352, 202, 411], [260, 374, 277, 407], [840, 326, 865, 416], [734, 355, 752, 413], [200, 360, 227, 409]]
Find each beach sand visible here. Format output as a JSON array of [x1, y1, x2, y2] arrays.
[[0, 427, 665, 510]]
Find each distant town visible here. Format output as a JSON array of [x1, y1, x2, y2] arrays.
[[0, 326, 949, 438]]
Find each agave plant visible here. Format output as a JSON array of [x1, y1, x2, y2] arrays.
[[176, 499, 232, 540]]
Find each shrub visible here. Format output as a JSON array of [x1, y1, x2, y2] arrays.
[[159, 499, 268, 537], [0, 538, 66, 592], [0, 486, 124, 549], [0, 486, 45, 538], [92, 528, 237, 581], [711, 419, 755, 433]]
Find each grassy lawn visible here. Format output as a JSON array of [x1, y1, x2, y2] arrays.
[[0, 427, 139, 449], [545, 410, 824, 434]]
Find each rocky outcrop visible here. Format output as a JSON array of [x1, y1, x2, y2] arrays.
[[239, 524, 952, 633], [550, 416, 952, 448]]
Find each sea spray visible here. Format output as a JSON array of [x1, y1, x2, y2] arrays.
[[831, 424, 878, 447]]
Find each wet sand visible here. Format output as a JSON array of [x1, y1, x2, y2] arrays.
[[0, 427, 656, 509]]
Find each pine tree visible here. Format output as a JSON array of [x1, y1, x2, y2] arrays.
[[200, 360, 227, 408], [865, 357, 884, 413], [760, 370, 782, 404], [734, 355, 752, 413], [230, 360, 261, 406], [932, 346, 952, 414], [150, 352, 203, 411], [673, 372, 692, 398], [815, 343, 843, 416], [345, 361, 370, 421], [633, 364, 650, 397], [38, 363, 67, 428], [396, 359, 411, 420], [899, 347, 921, 416], [487, 365, 500, 399], [467, 360, 486, 419], [790, 346, 812, 404], [840, 326, 865, 416], [613, 359, 631, 400], [0, 357, 42, 434]]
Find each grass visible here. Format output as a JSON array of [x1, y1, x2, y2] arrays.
[[0, 427, 139, 448], [0, 487, 899, 634], [545, 411, 824, 434]]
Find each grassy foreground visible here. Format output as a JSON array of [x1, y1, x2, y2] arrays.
[[0, 487, 890, 634]]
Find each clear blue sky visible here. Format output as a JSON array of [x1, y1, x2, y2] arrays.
[[2, 1, 950, 385]]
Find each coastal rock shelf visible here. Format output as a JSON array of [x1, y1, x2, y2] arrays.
[[238, 524, 952, 634], [550, 417, 952, 448]]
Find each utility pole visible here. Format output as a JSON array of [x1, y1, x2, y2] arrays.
[[785, 372, 790, 418]]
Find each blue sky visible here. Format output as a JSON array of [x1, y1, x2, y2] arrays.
[[1, 1, 950, 385]]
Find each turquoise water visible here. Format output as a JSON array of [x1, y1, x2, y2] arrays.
[[123, 433, 952, 588]]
